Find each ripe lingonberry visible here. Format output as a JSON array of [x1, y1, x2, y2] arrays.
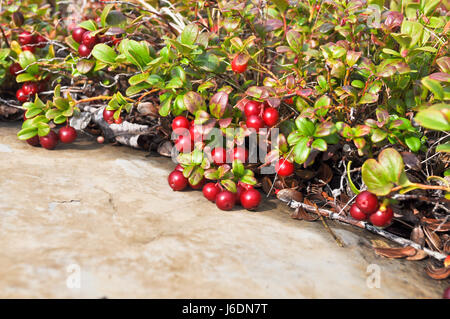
[[39, 130, 58, 150], [203, 183, 221, 202], [35, 35, 47, 48], [275, 158, 294, 177], [240, 189, 261, 210], [9, 62, 22, 76], [114, 117, 123, 124], [18, 31, 35, 46], [81, 32, 98, 48], [168, 170, 188, 191], [349, 204, 367, 221], [16, 88, 28, 102], [103, 109, 115, 123], [189, 178, 205, 190], [211, 147, 228, 165], [231, 55, 247, 73], [26, 135, 40, 147], [72, 27, 87, 43], [262, 107, 279, 127], [215, 191, 236, 211], [246, 115, 265, 132], [58, 126, 77, 144], [174, 135, 193, 153], [232, 147, 249, 163], [189, 123, 203, 142], [355, 191, 379, 215], [235, 184, 245, 205], [21, 45, 35, 53], [244, 100, 263, 118], [174, 164, 184, 172], [22, 82, 38, 97], [171, 116, 190, 131], [78, 44, 91, 57], [369, 206, 393, 227]]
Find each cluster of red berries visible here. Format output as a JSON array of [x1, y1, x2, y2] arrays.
[[26, 126, 77, 150], [350, 191, 393, 227], [18, 30, 46, 53], [244, 99, 280, 131], [10, 63, 47, 103], [102, 108, 123, 124], [168, 164, 261, 211], [72, 27, 99, 57]]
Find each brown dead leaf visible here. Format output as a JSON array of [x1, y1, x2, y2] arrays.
[[421, 218, 450, 232], [157, 140, 173, 157], [444, 239, 450, 254], [290, 206, 319, 221], [317, 163, 333, 185], [423, 226, 442, 251], [425, 264, 450, 280], [373, 246, 417, 259], [294, 169, 316, 180], [261, 176, 274, 195], [410, 226, 425, 246], [401, 151, 421, 171], [371, 239, 391, 249], [276, 188, 303, 203], [406, 249, 428, 261]]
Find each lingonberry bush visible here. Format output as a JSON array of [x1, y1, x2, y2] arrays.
[[0, 0, 449, 283]]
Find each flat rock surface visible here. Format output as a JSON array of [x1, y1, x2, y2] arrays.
[[0, 122, 448, 298]]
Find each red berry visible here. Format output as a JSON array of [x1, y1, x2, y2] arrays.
[[189, 123, 203, 142], [18, 31, 35, 46], [26, 135, 40, 147], [114, 117, 123, 124], [16, 88, 28, 102], [355, 191, 379, 215], [240, 189, 261, 210], [72, 27, 87, 43], [21, 45, 35, 53], [9, 62, 22, 76], [349, 204, 367, 221], [39, 130, 58, 150], [189, 178, 205, 190], [82, 32, 98, 48], [97, 136, 105, 144], [211, 147, 228, 165], [174, 135, 193, 153], [203, 183, 220, 202], [369, 206, 393, 227], [172, 116, 190, 131], [244, 100, 263, 118], [235, 184, 245, 205], [275, 158, 294, 177], [262, 107, 279, 127], [246, 115, 265, 132], [285, 97, 294, 105], [168, 170, 188, 191], [58, 126, 77, 143], [103, 109, 115, 123], [78, 44, 91, 57], [35, 35, 46, 48], [232, 147, 249, 163], [22, 82, 38, 97], [443, 287, 450, 299], [174, 164, 184, 172], [231, 55, 247, 73], [215, 191, 236, 211]]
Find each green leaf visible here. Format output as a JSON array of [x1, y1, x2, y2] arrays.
[[362, 159, 393, 196], [159, 94, 173, 116], [18, 50, 38, 75], [76, 59, 95, 74], [78, 20, 97, 31], [25, 107, 43, 118], [295, 117, 315, 137], [220, 179, 236, 193], [286, 30, 302, 54], [194, 52, 222, 73], [17, 127, 38, 140], [436, 142, 450, 153], [181, 24, 199, 46], [209, 91, 228, 119], [292, 137, 311, 164], [16, 73, 36, 83], [100, 4, 114, 28], [415, 104, 450, 131], [105, 10, 126, 26], [311, 138, 327, 152], [346, 161, 360, 195], [404, 135, 421, 152], [129, 72, 149, 86], [183, 91, 205, 114], [371, 129, 388, 143], [92, 44, 117, 64], [232, 159, 245, 177], [126, 82, 151, 96], [422, 77, 444, 100], [377, 148, 405, 184]]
